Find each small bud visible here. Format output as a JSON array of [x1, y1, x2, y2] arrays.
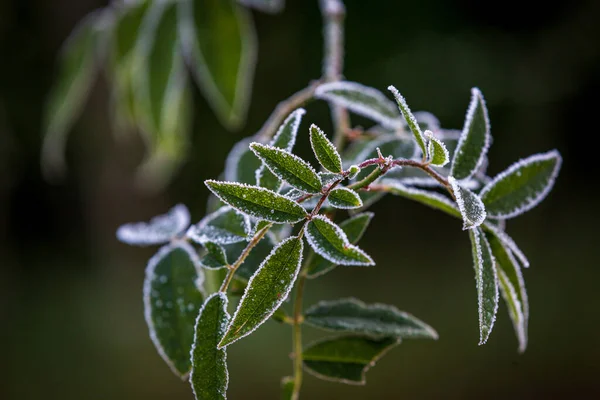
[[348, 165, 361, 179]]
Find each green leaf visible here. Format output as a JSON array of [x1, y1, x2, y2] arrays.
[[482, 223, 530, 268], [256, 108, 306, 192], [281, 376, 294, 400], [305, 215, 374, 266], [425, 130, 449, 167], [41, 10, 108, 179], [315, 82, 401, 128], [144, 243, 205, 378], [479, 150, 562, 219], [328, 187, 363, 209], [200, 242, 229, 269], [379, 179, 461, 219], [449, 177, 486, 230], [187, 206, 252, 245], [205, 180, 308, 224], [307, 212, 374, 279], [219, 236, 304, 347], [304, 298, 438, 339], [250, 143, 323, 194], [225, 137, 263, 184], [302, 336, 399, 385], [239, 0, 285, 13], [450, 88, 491, 180], [486, 232, 528, 353], [388, 86, 427, 158], [469, 228, 499, 345], [224, 234, 276, 281], [309, 124, 343, 173], [190, 293, 230, 400], [179, 0, 257, 129]]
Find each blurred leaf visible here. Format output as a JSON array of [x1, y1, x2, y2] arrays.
[[144, 242, 205, 378], [187, 206, 252, 245], [206, 180, 308, 223], [469, 228, 499, 345], [190, 293, 230, 400], [281, 376, 294, 400], [180, 0, 257, 129], [41, 9, 111, 180], [256, 109, 306, 192], [200, 242, 229, 269], [304, 298, 438, 339], [271, 307, 290, 324], [224, 234, 275, 281], [315, 82, 400, 128], [250, 143, 323, 194], [425, 130, 449, 167], [134, 1, 192, 190], [309, 124, 343, 173], [379, 179, 461, 219], [302, 336, 399, 385], [483, 223, 530, 268], [328, 187, 362, 209], [348, 135, 416, 181], [450, 88, 491, 180], [117, 204, 190, 246], [219, 236, 303, 347], [305, 215, 374, 266], [449, 177, 486, 230], [238, 0, 285, 13], [225, 137, 263, 184], [388, 86, 427, 158], [486, 232, 528, 353], [480, 150, 562, 219]]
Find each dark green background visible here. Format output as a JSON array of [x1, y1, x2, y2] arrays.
[[1, 0, 598, 398]]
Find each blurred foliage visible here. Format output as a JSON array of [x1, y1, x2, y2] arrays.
[[1, 0, 600, 399]]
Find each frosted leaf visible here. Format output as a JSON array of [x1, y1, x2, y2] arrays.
[[469, 228, 499, 345], [199, 242, 228, 269], [117, 204, 190, 246], [144, 242, 205, 378], [483, 223, 530, 268], [190, 292, 230, 400], [328, 187, 363, 209], [388, 85, 427, 158], [425, 130, 449, 167], [347, 165, 360, 180], [412, 111, 441, 132], [224, 137, 262, 184], [250, 143, 323, 194], [304, 298, 438, 339], [224, 234, 275, 282], [380, 179, 461, 219], [450, 88, 491, 180], [315, 81, 401, 128], [449, 176, 486, 230], [218, 236, 304, 348], [305, 215, 374, 266], [309, 124, 343, 173], [319, 172, 343, 186], [187, 206, 251, 245], [281, 376, 294, 400], [302, 335, 399, 385], [205, 180, 307, 224], [238, 0, 285, 14], [479, 150, 562, 219]]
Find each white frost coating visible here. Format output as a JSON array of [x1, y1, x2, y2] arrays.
[[305, 215, 374, 266], [186, 206, 251, 245], [255, 164, 283, 192], [450, 87, 491, 180], [329, 187, 363, 209], [143, 242, 205, 379], [380, 179, 460, 214], [470, 230, 498, 346], [497, 268, 527, 353], [189, 292, 230, 400], [250, 142, 322, 193], [425, 130, 450, 167], [309, 124, 343, 173], [387, 85, 427, 156], [479, 150, 562, 219], [449, 176, 486, 230], [219, 236, 304, 348], [479, 232, 499, 345], [270, 108, 305, 152], [224, 137, 257, 182], [117, 204, 190, 246], [483, 223, 530, 268], [315, 81, 402, 129]]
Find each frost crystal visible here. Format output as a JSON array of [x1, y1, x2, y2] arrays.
[[116, 204, 190, 246], [187, 206, 251, 245], [449, 176, 486, 230]]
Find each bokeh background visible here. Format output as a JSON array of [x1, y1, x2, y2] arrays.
[[1, 0, 599, 399]]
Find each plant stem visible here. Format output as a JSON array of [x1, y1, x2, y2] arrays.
[[291, 252, 312, 400], [219, 223, 272, 293]]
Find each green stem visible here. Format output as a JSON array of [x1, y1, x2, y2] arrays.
[[348, 167, 385, 190], [219, 223, 272, 293]]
